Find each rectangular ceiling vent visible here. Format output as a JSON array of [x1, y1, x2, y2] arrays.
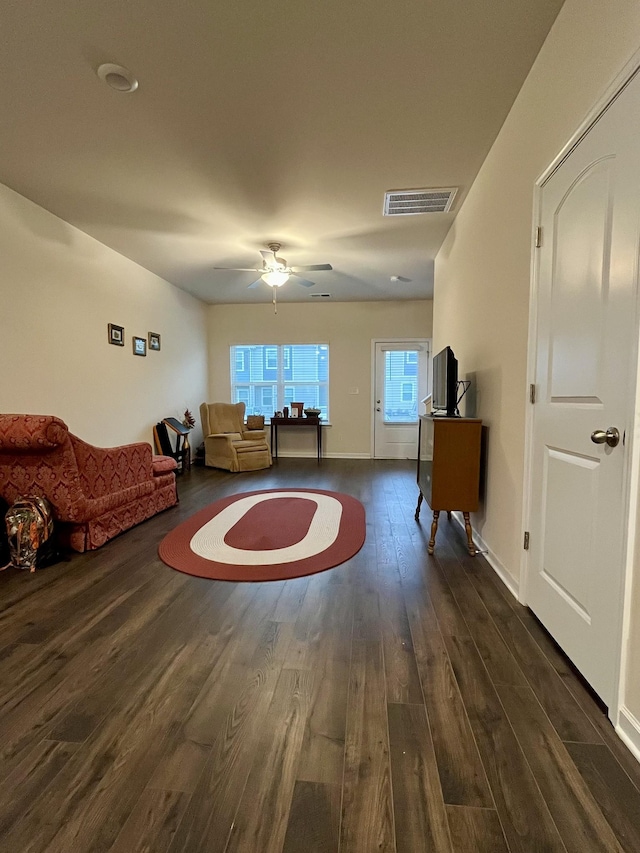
[[383, 187, 458, 216], [310, 293, 331, 298]]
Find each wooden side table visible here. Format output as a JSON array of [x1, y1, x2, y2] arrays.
[[415, 415, 482, 556], [270, 417, 322, 461]]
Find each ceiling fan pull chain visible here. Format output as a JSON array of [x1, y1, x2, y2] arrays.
[[273, 288, 277, 314]]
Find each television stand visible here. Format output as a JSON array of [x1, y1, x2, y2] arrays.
[[415, 415, 482, 556]]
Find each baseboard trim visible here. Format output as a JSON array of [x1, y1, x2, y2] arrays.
[[274, 451, 371, 460], [617, 706, 640, 765], [450, 512, 520, 601]]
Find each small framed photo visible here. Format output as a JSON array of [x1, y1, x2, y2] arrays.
[[133, 336, 147, 357], [291, 402, 304, 418], [148, 332, 161, 351], [108, 323, 125, 346]]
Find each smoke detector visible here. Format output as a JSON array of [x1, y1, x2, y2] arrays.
[[97, 63, 138, 93]]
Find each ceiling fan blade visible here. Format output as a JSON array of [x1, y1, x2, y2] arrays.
[[214, 267, 261, 272], [247, 279, 264, 289], [290, 274, 316, 287], [290, 263, 333, 272], [260, 249, 275, 262]]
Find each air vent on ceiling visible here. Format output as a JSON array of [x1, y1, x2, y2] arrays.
[[383, 187, 457, 216], [310, 293, 331, 298]]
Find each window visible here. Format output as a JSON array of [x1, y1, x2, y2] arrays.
[[230, 344, 329, 420], [384, 350, 419, 422], [401, 381, 414, 402], [265, 347, 277, 370]]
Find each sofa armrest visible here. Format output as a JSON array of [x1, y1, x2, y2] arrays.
[[241, 429, 267, 441]]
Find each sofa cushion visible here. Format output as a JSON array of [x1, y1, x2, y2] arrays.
[[152, 454, 178, 474]]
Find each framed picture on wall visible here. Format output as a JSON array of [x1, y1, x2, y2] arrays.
[[133, 336, 147, 356], [148, 332, 161, 351], [108, 323, 125, 346]]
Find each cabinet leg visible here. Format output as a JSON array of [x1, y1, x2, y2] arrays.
[[414, 492, 424, 521], [463, 512, 476, 556], [428, 510, 440, 555]]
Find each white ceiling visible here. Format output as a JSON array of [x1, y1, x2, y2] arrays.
[[0, 0, 564, 304]]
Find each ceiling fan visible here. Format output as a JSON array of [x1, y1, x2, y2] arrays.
[[214, 242, 333, 289]]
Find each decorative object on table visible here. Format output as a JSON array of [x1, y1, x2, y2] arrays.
[[108, 323, 125, 346], [148, 332, 161, 351], [199, 402, 272, 472], [274, 411, 283, 418], [304, 407, 321, 419], [5, 495, 57, 572], [132, 336, 147, 356], [291, 402, 304, 418], [183, 408, 196, 429], [158, 488, 365, 582], [0, 415, 177, 552], [283, 406, 289, 418]]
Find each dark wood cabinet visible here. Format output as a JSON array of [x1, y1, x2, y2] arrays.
[[415, 415, 482, 556]]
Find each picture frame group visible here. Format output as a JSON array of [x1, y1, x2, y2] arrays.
[[108, 324, 162, 356]]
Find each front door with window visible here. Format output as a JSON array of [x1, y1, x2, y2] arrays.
[[373, 341, 429, 459]]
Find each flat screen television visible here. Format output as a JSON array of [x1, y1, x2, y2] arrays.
[[432, 346, 459, 416]]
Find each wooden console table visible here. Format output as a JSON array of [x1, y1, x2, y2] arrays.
[[270, 417, 322, 461], [415, 415, 482, 556]]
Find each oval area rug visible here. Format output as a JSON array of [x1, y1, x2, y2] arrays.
[[158, 488, 366, 581]]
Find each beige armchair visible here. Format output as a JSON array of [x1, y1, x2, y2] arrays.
[[199, 402, 272, 472]]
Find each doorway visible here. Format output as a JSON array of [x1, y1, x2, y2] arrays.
[[372, 340, 429, 459], [525, 68, 640, 709]]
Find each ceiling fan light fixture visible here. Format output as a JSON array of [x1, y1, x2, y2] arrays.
[[262, 271, 290, 287]]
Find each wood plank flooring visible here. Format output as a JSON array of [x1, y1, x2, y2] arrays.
[[1, 459, 639, 852]]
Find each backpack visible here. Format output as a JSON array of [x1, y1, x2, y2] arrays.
[[5, 496, 57, 572]]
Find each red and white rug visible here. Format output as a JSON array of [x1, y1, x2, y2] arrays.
[[158, 488, 366, 581]]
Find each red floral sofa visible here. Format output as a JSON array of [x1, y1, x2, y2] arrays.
[[0, 415, 178, 552]]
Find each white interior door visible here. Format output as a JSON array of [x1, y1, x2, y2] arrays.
[[373, 341, 428, 459], [528, 74, 640, 707]]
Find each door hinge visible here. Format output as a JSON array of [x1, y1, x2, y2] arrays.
[[524, 531, 530, 551], [535, 226, 543, 248], [529, 384, 536, 404]]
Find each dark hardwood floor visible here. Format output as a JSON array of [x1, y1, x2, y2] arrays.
[[1, 459, 639, 852]]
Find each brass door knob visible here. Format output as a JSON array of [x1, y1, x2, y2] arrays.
[[590, 427, 620, 448]]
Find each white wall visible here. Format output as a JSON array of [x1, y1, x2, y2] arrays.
[[0, 182, 208, 450], [207, 300, 432, 457], [433, 0, 640, 743]]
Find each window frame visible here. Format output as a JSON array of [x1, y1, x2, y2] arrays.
[[230, 344, 330, 421]]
